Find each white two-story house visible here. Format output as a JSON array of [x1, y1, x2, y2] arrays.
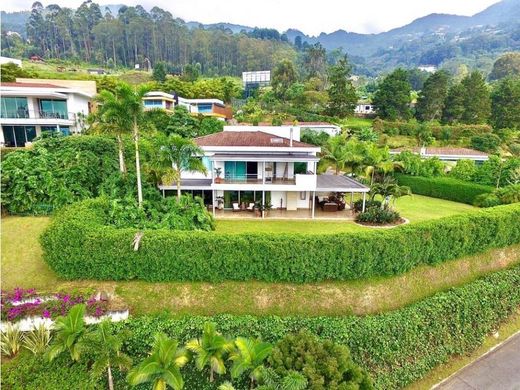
[[0, 80, 94, 147], [159, 125, 369, 218]]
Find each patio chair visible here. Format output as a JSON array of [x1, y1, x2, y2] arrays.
[[246, 202, 255, 212], [232, 202, 241, 212]]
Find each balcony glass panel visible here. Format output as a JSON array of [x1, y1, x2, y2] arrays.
[[1, 97, 29, 118], [39, 99, 68, 119]]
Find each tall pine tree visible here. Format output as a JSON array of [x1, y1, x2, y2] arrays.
[[415, 71, 449, 121], [460, 71, 491, 124], [373, 68, 412, 120], [326, 56, 357, 118], [491, 77, 520, 130]]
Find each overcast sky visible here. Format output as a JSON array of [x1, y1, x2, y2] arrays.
[[2, 0, 501, 35]]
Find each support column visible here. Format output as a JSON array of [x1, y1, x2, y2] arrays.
[[162, 189, 165, 198], [311, 191, 316, 219], [212, 190, 216, 217], [262, 162, 266, 184], [262, 190, 265, 219], [350, 192, 354, 207], [362, 192, 366, 212]]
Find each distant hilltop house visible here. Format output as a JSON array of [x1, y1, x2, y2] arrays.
[[237, 122, 341, 136], [242, 70, 271, 97], [354, 102, 375, 115], [0, 56, 22, 67], [29, 55, 45, 63], [0, 79, 96, 148], [143, 91, 233, 120], [418, 65, 437, 73], [390, 147, 489, 163], [87, 68, 106, 75]]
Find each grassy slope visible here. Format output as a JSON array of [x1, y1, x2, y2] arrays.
[[2, 197, 516, 317]]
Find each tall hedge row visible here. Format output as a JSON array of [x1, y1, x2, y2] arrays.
[[41, 198, 520, 283], [395, 174, 494, 204], [115, 266, 520, 389]]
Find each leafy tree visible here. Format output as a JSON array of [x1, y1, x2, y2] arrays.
[[229, 337, 272, 388], [47, 304, 87, 362], [460, 71, 491, 124], [257, 367, 307, 390], [182, 63, 201, 82], [159, 135, 207, 200], [415, 123, 435, 146], [406, 68, 430, 91], [320, 136, 364, 175], [268, 330, 373, 390], [449, 159, 477, 181], [442, 83, 465, 124], [491, 77, 520, 130], [355, 127, 379, 143], [489, 52, 520, 81], [271, 59, 297, 99], [415, 71, 449, 121], [470, 133, 501, 153], [128, 333, 188, 390], [326, 56, 358, 117], [153, 61, 168, 82], [303, 43, 326, 79], [88, 320, 132, 390], [0, 63, 37, 82], [186, 322, 234, 383], [373, 69, 412, 120], [300, 129, 330, 146]]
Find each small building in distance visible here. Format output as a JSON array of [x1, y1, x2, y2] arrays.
[[418, 65, 437, 73], [0, 56, 22, 67], [390, 147, 489, 163], [354, 102, 375, 116], [242, 70, 270, 98], [143, 91, 232, 120], [235, 122, 341, 136]]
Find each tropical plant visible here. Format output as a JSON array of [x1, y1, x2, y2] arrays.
[[229, 337, 272, 388], [23, 323, 52, 355], [47, 304, 88, 362], [320, 136, 365, 175], [89, 320, 132, 390], [356, 206, 401, 224], [257, 367, 308, 390], [186, 322, 235, 382], [1, 323, 22, 357], [218, 382, 236, 390], [92, 83, 149, 206], [369, 177, 412, 208], [159, 134, 207, 200], [128, 333, 188, 390]]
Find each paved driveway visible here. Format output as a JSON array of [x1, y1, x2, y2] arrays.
[[434, 332, 520, 390]]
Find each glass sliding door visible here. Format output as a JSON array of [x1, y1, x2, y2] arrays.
[[224, 191, 239, 208], [224, 161, 246, 181], [2, 126, 36, 147]]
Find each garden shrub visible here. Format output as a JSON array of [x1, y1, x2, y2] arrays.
[[374, 120, 492, 141], [269, 330, 373, 389], [395, 174, 494, 204], [474, 184, 520, 207], [356, 206, 401, 224], [41, 198, 520, 283], [1, 136, 118, 215]]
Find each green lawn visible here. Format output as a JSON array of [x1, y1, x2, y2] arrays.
[[216, 195, 475, 234], [2, 205, 518, 317]]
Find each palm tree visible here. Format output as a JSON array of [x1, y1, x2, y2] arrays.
[[362, 145, 404, 185], [93, 83, 149, 206], [369, 177, 412, 209], [159, 134, 207, 200], [321, 136, 365, 175], [186, 322, 234, 383], [230, 337, 272, 389], [128, 333, 188, 390], [89, 320, 132, 390], [47, 304, 87, 362]]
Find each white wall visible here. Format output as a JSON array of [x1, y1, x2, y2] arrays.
[[271, 191, 287, 209], [296, 191, 311, 209]]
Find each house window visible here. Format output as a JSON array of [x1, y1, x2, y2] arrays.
[[39, 99, 68, 119], [2, 126, 36, 147], [300, 191, 306, 200], [1, 97, 29, 118], [143, 99, 163, 108]]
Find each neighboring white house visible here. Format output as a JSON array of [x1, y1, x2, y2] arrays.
[[158, 125, 369, 218], [242, 71, 271, 88], [237, 122, 341, 136], [143, 91, 232, 120], [390, 147, 489, 163], [0, 56, 22, 67], [354, 103, 375, 115], [0, 80, 95, 147], [418, 65, 437, 73]]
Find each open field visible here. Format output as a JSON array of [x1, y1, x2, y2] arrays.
[[216, 194, 475, 233], [2, 208, 517, 317]]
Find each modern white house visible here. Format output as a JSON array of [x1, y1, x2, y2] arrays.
[[238, 122, 341, 136], [0, 80, 95, 147], [143, 91, 232, 120], [390, 147, 489, 163], [354, 102, 375, 115], [158, 125, 369, 218]]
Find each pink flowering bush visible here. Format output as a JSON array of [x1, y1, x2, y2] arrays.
[[1, 288, 109, 322]]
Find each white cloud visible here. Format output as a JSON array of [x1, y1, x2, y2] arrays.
[[3, 0, 500, 35]]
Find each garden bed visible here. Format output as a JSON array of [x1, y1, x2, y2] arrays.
[[355, 217, 409, 228]]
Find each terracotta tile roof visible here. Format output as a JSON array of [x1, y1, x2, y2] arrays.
[[1, 82, 64, 89], [194, 131, 317, 148], [391, 147, 488, 156]]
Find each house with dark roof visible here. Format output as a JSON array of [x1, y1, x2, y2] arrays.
[[389, 147, 489, 163], [158, 125, 369, 218]]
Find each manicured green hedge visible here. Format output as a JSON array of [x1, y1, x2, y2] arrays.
[[41, 198, 520, 283], [3, 267, 519, 389], [395, 174, 494, 204], [116, 266, 520, 389]]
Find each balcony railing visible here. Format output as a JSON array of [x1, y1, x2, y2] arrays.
[[0, 109, 76, 121], [217, 173, 296, 185]]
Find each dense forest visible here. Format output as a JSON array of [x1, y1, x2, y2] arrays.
[[1, 1, 297, 76]]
